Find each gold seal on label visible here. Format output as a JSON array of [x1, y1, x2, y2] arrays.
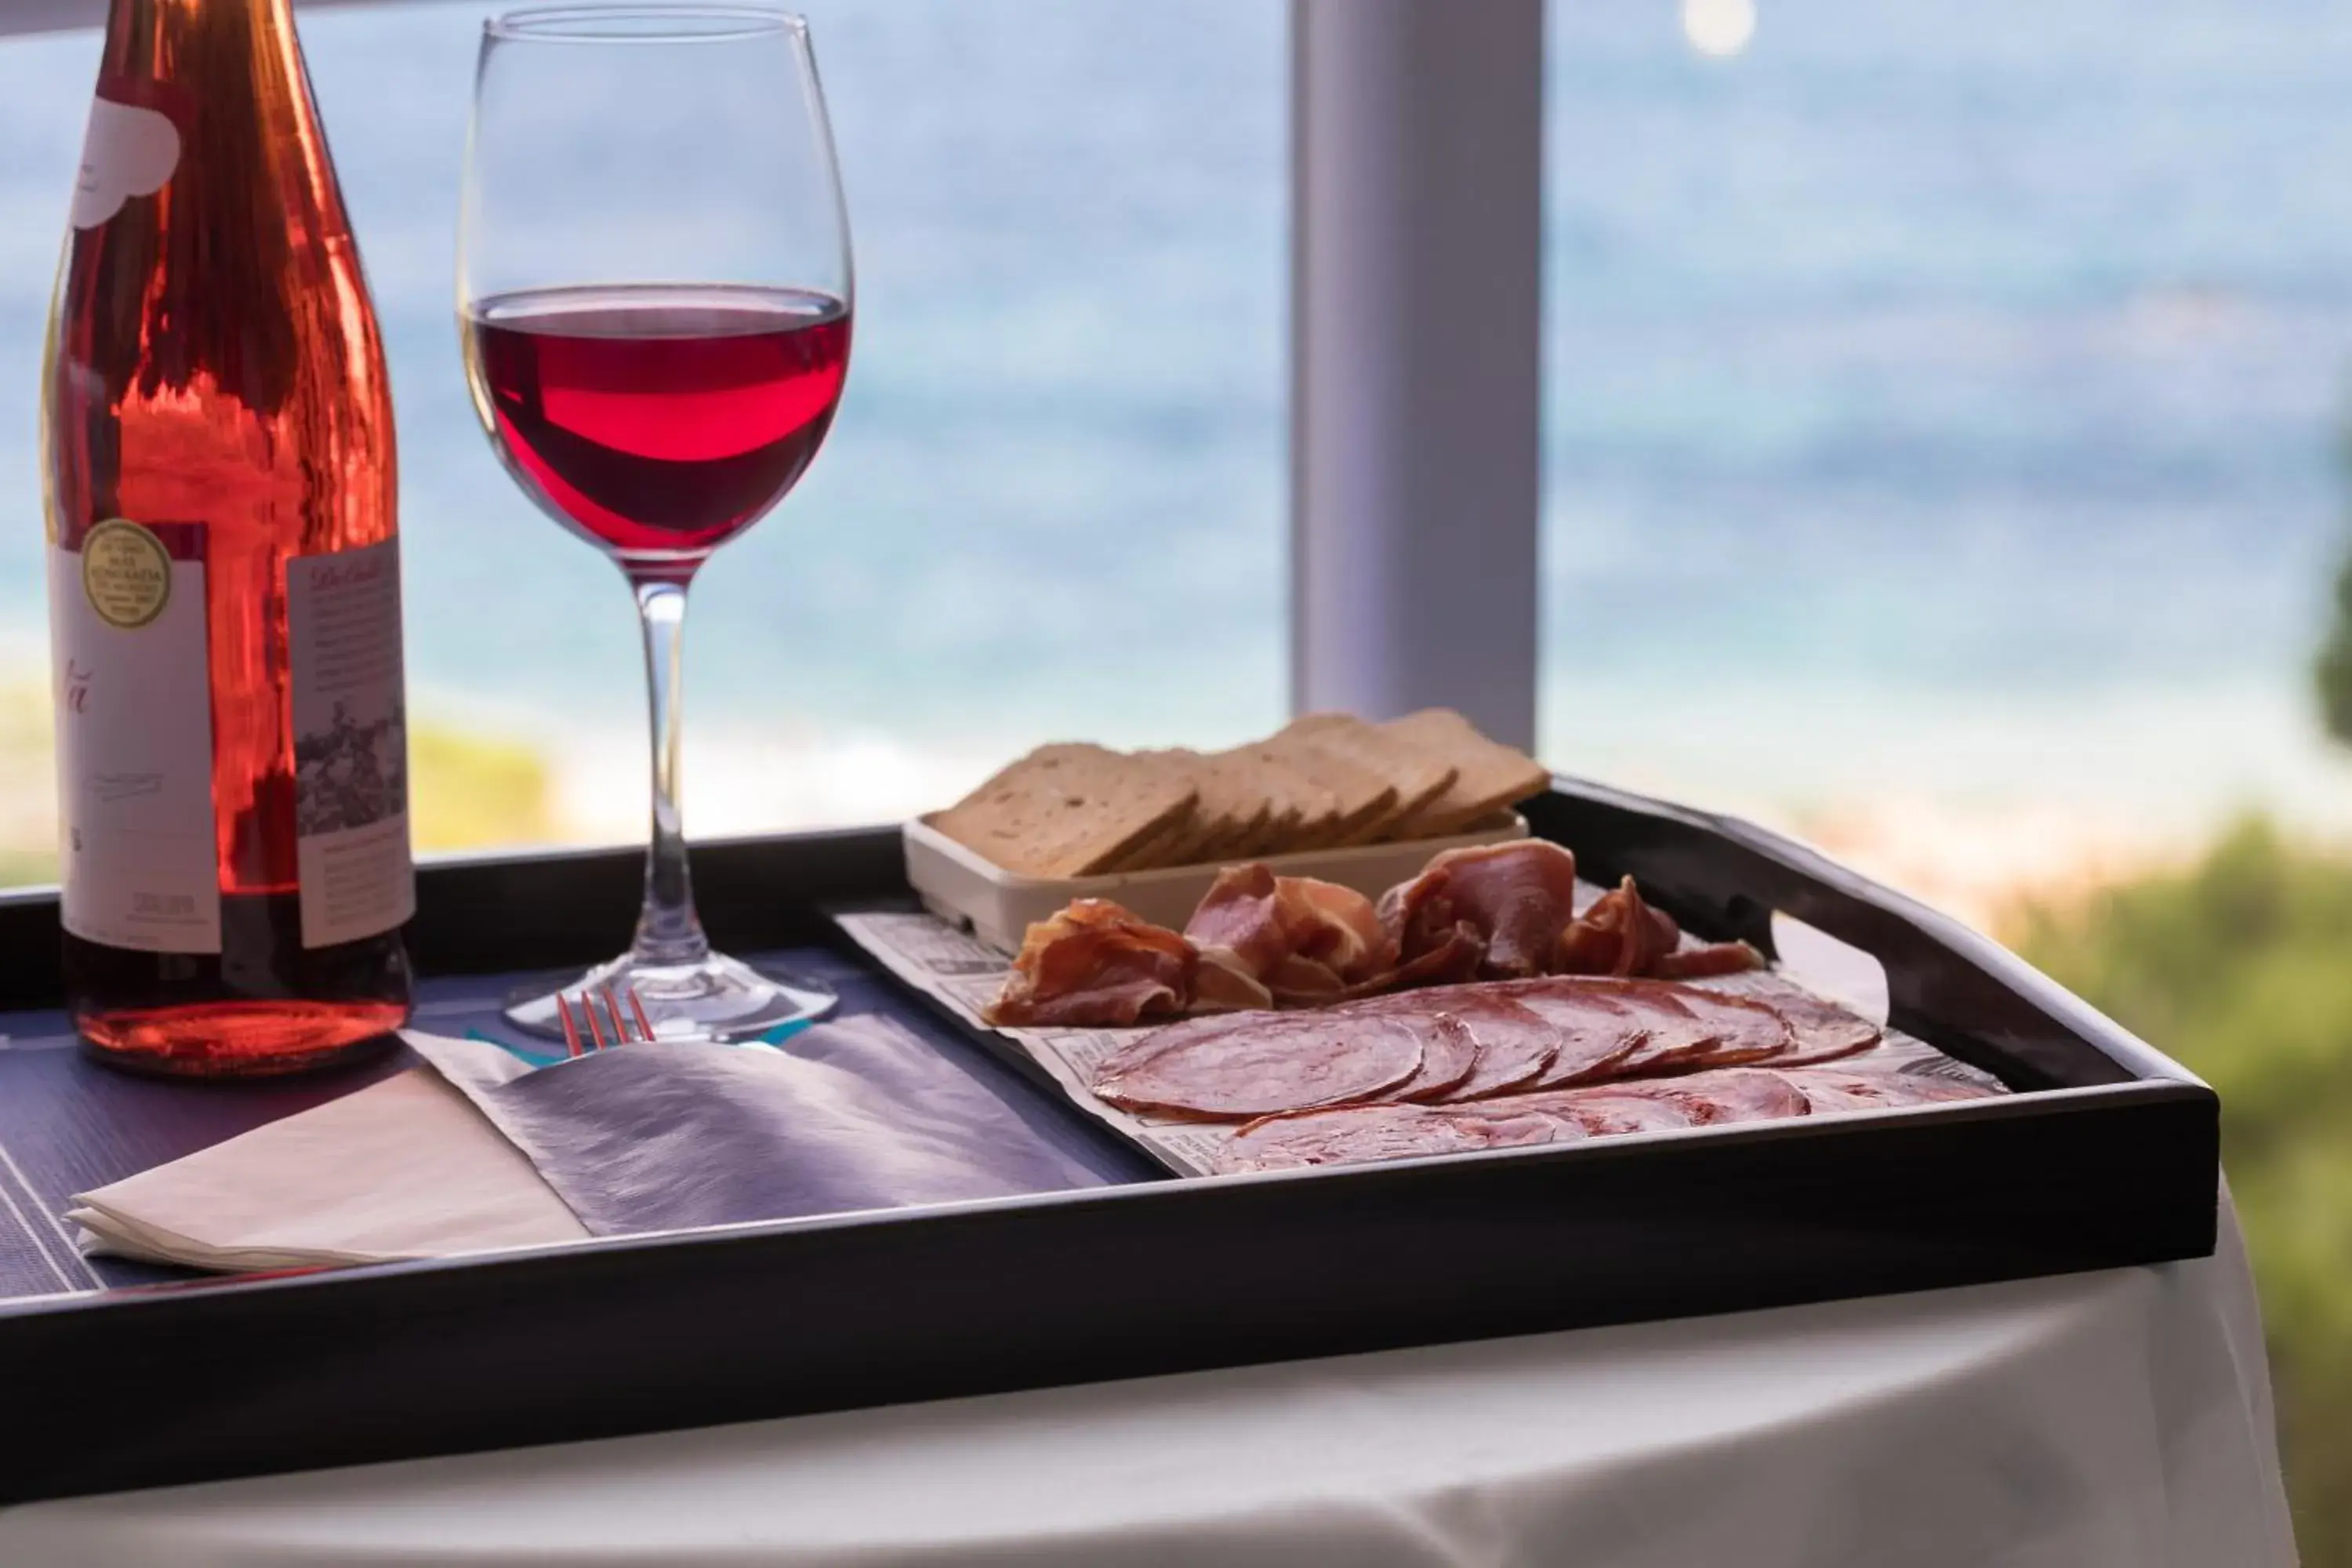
[[81, 518, 172, 630]]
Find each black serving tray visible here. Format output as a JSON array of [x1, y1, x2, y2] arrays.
[[0, 781, 2218, 1505]]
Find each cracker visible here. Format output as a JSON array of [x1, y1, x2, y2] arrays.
[[932, 743, 1197, 878], [1281, 713, 1459, 844], [1127, 748, 1266, 866], [1241, 719, 1403, 849], [1211, 746, 1338, 858], [1377, 708, 1551, 838], [1094, 797, 1207, 873]]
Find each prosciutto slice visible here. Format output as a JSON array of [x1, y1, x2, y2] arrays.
[[984, 900, 1195, 1028], [1093, 1011, 1424, 1120], [1380, 840, 1583, 979], [1185, 864, 1397, 1003], [1556, 876, 1761, 980]]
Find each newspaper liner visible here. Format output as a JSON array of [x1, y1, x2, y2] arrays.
[[837, 899, 2005, 1180]]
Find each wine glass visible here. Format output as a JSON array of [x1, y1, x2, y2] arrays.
[[458, 5, 851, 1040]]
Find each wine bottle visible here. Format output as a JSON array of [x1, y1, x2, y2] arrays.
[[42, 0, 414, 1076]]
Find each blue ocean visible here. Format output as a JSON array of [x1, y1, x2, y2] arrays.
[[4, 0, 2351, 898]]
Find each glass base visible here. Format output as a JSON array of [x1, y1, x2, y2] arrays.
[[503, 949, 835, 1044]]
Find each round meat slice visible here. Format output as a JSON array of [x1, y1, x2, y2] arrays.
[[1782, 1066, 1999, 1116], [1094, 1013, 1423, 1121], [1485, 982, 1656, 1088], [1214, 1100, 1570, 1174], [1603, 982, 1790, 1077], [1754, 989, 1882, 1066], [1435, 992, 1563, 1100], [1657, 1068, 1811, 1123], [1393, 1011, 1480, 1102], [1535, 1087, 1697, 1137]]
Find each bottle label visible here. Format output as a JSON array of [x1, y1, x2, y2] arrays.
[[49, 524, 223, 954], [288, 536, 416, 948], [70, 85, 183, 231]]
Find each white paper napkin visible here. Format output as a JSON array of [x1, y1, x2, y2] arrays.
[[70, 1051, 590, 1272]]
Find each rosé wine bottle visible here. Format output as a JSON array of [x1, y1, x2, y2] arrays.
[[43, 0, 414, 1076]]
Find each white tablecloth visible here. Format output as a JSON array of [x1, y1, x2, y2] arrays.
[[0, 1199, 2295, 1567]]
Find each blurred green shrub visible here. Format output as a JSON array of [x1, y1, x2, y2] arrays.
[[2010, 818, 2352, 1562]]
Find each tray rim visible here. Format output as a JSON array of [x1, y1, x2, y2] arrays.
[[0, 777, 2223, 1504], [0, 1070, 2209, 1328]]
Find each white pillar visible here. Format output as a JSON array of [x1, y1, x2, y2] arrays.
[[1290, 0, 1546, 750]]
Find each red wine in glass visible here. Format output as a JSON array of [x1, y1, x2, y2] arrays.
[[466, 282, 852, 557], [460, 7, 853, 1043]]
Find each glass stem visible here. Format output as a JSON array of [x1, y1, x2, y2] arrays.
[[629, 572, 710, 968]]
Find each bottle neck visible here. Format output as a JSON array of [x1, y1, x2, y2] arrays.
[[103, 0, 303, 96]]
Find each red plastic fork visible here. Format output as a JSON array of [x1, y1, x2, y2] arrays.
[[553, 982, 657, 1057]]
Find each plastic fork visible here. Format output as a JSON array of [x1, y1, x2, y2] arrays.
[[554, 982, 656, 1058]]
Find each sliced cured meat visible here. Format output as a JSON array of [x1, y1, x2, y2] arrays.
[[1214, 1101, 1575, 1174], [985, 900, 1196, 1028], [1656, 1068, 1811, 1123], [1602, 983, 1791, 1078], [1184, 864, 1298, 980], [1428, 992, 1562, 1100], [1782, 1065, 1999, 1116], [1454, 1066, 1809, 1138], [1094, 1011, 1423, 1120], [1285, 877, 1397, 980], [1555, 875, 1681, 978], [1379, 840, 1582, 979], [1511, 1087, 1697, 1137], [1192, 954, 1274, 1013], [1746, 987, 1881, 1065], [1651, 943, 1766, 980], [1393, 1011, 1481, 1102], [1509, 983, 1657, 1088], [1353, 923, 1486, 994], [1184, 864, 1396, 1000], [1556, 876, 1761, 981]]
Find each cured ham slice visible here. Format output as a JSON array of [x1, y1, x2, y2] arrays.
[[1094, 1011, 1424, 1120], [1364, 923, 1486, 992], [984, 900, 1195, 1028], [1185, 864, 1398, 1003], [1554, 875, 1679, 977], [1379, 840, 1582, 979], [1556, 875, 1761, 980], [1651, 944, 1768, 980]]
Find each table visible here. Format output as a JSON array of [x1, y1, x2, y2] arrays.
[[0, 1196, 2293, 1567]]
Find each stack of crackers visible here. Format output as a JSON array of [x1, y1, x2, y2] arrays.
[[930, 710, 1550, 880]]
